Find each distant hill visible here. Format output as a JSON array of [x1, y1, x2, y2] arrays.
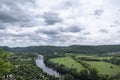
[[0, 45, 120, 54]]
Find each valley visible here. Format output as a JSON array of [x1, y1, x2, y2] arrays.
[[0, 45, 120, 80]]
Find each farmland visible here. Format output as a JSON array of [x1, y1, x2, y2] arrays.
[[86, 61, 120, 76], [50, 54, 120, 77], [50, 57, 84, 71]]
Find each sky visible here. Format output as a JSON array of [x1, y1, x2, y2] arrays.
[[0, 0, 120, 47]]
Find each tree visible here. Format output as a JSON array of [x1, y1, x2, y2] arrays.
[[89, 68, 99, 80], [63, 74, 74, 80], [79, 69, 90, 80], [0, 49, 10, 79]]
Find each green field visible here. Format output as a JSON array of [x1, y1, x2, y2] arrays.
[[86, 61, 120, 76], [50, 54, 120, 76], [50, 57, 84, 71]]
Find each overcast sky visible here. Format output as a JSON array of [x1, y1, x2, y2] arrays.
[[0, 0, 120, 47]]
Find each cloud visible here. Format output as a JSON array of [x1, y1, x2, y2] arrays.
[[0, 23, 7, 30], [83, 32, 91, 35], [0, 0, 120, 47], [36, 28, 59, 35], [99, 29, 109, 33], [42, 12, 62, 25], [36, 25, 84, 37], [93, 9, 104, 16], [113, 20, 120, 26], [60, 25, 84, 33], [0, 0, 36, 27]]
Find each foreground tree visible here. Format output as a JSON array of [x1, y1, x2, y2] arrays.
[[0, 49, 10, 79]]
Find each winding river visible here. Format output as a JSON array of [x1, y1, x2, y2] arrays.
[[36, 55, 60, 77]]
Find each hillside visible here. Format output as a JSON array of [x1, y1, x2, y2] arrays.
[[0, 45, 120, 54]]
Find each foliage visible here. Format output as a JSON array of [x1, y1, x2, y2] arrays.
[[103, 57, 120, 66], [1, 45, 120, 54], [0, 49, 10, 79], [63, 74, 74, 80], [12, 65, 59, 80], [9, 53, 59, 80]]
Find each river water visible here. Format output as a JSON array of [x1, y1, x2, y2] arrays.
[[36, 55, 60, 77]]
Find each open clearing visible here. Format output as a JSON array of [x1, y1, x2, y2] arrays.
[[50, 57, 84, 71], [86, 61, 120, 76]]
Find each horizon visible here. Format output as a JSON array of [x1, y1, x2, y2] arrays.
[[1, 44, 120, 48], [0, 0, 120, 47]]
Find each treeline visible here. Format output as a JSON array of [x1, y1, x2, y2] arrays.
[[103, 57, 120, 66], [77, 57, 101, 62], [1, 45, 120, 54]]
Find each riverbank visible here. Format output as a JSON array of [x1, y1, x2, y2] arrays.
[[36, 54, 60, 77]]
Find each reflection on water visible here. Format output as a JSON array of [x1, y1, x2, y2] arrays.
[[36, 55, 60, 77]]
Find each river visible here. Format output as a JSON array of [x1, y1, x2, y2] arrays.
[[36, 55, 60, 77]]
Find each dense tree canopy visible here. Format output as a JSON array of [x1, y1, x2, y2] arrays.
[[0, 49, 10, 79], [1, 45, 120, 54]]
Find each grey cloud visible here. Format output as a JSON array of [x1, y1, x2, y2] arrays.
[[0, 23, 7, 30], [0, 27, 5, 30], [66, 26, 82, 32], [42, 12, 62, 25], [35, 28, 60, 38], [59, 1, 72, 9], [47, 34, 71, 43], [78, 37, 87, 40], [93, 9, 104, 16], [83, 32, 91, 35], [99, 29, 109, 33], [63, 1, 72, 8], [36, 25, 83, 37], [0, 32, 32, 37], [0, 38, 3, 41], [117, 30, 120, 33], [110, 20, 120, 27], [113, 20, 120, 25], [0, 12, 22, 23], [0, 0, 34, 7], [61, 25, 84, 33], [0, 0, 36, 28], [39, 29, 59, 35], [0, 10, 34, 27]]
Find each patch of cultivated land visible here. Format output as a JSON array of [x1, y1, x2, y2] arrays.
[[86, 61, 120, 76], [50, 57, 84, 71]]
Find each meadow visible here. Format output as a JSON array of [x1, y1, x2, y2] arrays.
[[50, 56, 85, 71], [50, 54, 120, 76], [86, 61, 120, 76]]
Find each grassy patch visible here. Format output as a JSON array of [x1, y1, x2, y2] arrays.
[[86, 61, 120, 76], [50, 57, 84, 71]]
